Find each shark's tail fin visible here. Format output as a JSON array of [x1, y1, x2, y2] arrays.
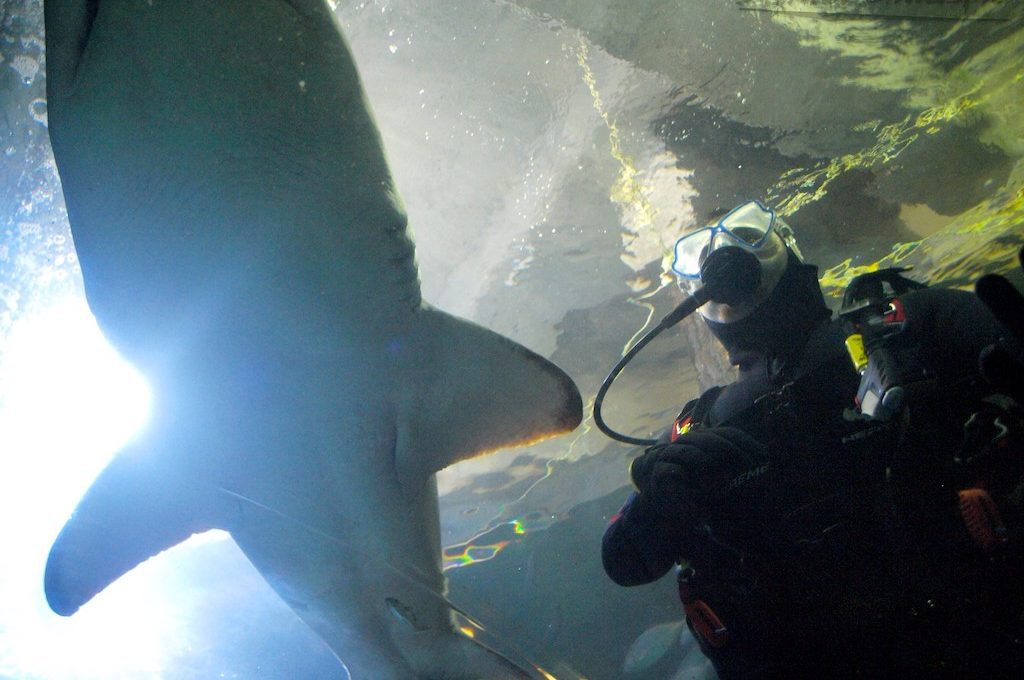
[[394, 306, 583, 485]]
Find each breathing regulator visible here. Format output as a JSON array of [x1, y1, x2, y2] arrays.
[[593, 199, 800, 447], [593, 246, 763, 446]]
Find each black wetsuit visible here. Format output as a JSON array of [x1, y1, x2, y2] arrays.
[[603, 288, 1024, 679]]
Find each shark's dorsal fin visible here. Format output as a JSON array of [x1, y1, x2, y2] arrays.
[[395, 307, 583, 486], [44, 445, 226, 616]]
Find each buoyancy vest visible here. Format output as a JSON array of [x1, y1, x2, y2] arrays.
[[671, 287, 1024, 677]]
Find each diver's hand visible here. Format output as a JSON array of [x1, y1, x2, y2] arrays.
[[629, 427, 769, 516]]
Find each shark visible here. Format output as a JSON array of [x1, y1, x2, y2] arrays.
[[41, 1, 582, 677]]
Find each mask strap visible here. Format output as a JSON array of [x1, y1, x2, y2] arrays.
[[776, 221, 803, 262]]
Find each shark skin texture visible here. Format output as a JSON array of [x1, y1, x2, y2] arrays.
[[41, 1, 582, 678]]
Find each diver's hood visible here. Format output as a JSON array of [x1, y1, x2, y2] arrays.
[[704, 250, 832, 367]]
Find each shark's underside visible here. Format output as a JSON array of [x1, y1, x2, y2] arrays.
[[42, 1, 582, 678]]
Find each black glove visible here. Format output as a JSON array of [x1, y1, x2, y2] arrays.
[[629, 427, 769, 518]]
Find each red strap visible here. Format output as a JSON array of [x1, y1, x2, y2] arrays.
[[683, 599, 730, 648], [958, 488, 1007, 552], [679, 579, 729, 648]]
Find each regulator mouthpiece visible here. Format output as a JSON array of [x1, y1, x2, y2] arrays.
[[699, 246, 761, 307]]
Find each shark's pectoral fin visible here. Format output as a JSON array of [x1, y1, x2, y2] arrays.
[[396, 307, 583, 483], [45, 441, 226, 616]]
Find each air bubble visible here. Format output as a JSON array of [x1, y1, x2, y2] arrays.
[[9, 55, 38, 84], [29, 99, 47, 127]]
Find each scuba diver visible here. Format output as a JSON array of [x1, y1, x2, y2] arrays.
[[599, 200, 1024, 678]]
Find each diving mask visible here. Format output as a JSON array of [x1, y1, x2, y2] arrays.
[[672, 200, 801, 324]]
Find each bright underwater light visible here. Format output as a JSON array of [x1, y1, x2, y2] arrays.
[[0, 295, 152, 498], [0, 294, 174, 679]]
